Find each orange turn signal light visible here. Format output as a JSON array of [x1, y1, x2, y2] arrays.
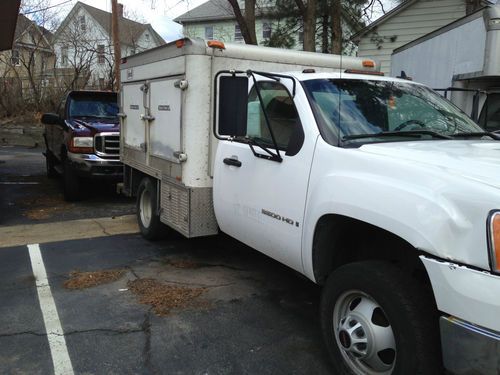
[[490, 212, 500, 273], [207, 40, 225, 50], [175, 39, 185, 48], [362, 60, 375, 68]]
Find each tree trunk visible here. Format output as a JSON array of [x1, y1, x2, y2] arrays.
[[228, 0, 258, 45], [331, 0, 342, 54], [302, 0, 316, 52], [321, 12, 329, 53]]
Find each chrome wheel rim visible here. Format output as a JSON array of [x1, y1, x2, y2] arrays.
[[333, 290, 396, 375], [139, 188, 152, 228]]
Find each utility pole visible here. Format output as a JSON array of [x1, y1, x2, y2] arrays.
[[111, 0, 121, 91]]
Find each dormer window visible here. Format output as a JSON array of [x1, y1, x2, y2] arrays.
[[145, 33, 150, 42]]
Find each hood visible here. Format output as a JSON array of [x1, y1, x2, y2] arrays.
[[70, 118, 120, 134], [359, 140, 500, 189]]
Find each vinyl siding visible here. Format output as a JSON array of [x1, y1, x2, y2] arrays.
[[357, 0, 467, 74]]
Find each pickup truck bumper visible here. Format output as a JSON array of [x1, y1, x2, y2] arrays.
[[421, 256, 500, 374], [67, 151, 122, 179]]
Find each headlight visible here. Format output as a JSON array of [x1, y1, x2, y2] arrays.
[[69, 136, 94, 153], [488, 211, 500, 273], [72, 137, 93, 148]]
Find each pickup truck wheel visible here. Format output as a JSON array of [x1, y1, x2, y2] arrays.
[[137, 178, 165, 240], [45, 152, 57, 178], [320, 261, 441, 375], [62, 159, 81, 201]]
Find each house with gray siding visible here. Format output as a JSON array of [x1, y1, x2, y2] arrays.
[[174, 0, 297, 48], [352, 0, 492, 75]]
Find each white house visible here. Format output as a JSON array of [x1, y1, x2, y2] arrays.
[[53, 1, 165, 90], [352, 0, 492, 75]]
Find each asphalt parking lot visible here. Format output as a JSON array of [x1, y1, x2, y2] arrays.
[[0, 146, 334, 374]]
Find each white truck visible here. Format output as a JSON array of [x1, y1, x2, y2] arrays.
[[120, 38, 500, 374], [391, 5, 500, 131]]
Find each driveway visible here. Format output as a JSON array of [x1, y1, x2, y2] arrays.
[[0, 146, 333, 374]]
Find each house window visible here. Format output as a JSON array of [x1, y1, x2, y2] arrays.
[[145, 33, 150, 42], [97, 44, 105, 64], [10, 49, 20, 66], [61, 47, 68, 66], [235, 24, 243, 41], [79, 15, 86, 31], [205, 26, 214, 40], [262, 22, 272, 39]]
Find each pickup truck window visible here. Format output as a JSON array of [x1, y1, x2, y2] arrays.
[[69, 97, 119, 120], [246, 81, 302, 152], [479, 93, 500, 131], [303, 79, 483, 146]]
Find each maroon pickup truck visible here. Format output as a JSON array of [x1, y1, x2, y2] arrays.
[[42, 91, 122, 201]]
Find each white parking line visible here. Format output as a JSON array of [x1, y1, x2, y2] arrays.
[[28, 244, 74, 375]]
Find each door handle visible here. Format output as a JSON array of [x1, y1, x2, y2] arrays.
[[223, 158, 242, 167]]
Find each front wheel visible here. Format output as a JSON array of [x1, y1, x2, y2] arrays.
[[45, 152, 58, 178], [62, 159, 81, 201], [320, 261, 442, 375], [136, 177, 169, 240]]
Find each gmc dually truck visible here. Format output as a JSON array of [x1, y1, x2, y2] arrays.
[[120, 38, 500, 374]]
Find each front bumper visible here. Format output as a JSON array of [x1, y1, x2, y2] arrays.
[[421, 256, 500, 373], [440, 316, 500, 374], [67, 151, 122, 179]]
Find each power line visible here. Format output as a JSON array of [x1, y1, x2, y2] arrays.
[[23, 0, 74, 15]]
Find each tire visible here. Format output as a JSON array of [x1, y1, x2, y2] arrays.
[[136, 177, 168, 240], [62, 159, 81, 201], [45, 152, 58, 178], [320, 261, 442, 375]]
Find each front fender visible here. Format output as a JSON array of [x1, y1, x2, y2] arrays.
[[301, 141, 493, 281]]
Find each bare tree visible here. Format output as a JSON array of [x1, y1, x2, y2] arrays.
[[227, 0, 258, 45]]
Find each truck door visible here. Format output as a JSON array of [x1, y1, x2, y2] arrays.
[[213, 74, 316, 273]]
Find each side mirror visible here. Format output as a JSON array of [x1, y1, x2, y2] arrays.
[[216, 75, 248, 138], [41, 113, 63, 126]]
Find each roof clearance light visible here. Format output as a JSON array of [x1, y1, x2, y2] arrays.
[[362, 60, 375, 68], [344, 69, 384, 76], [175, 39, 185, 48], [207, 40, 225, 50], [489, 212, 500, 274]]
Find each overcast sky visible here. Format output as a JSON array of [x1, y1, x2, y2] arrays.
[[47, 0, 209, 42]]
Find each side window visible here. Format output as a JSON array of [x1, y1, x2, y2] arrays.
[[246, 81, 302, 154], [479, 94, 500, 131]]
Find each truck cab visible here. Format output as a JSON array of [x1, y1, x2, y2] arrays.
[[42, 90, 121, 201]]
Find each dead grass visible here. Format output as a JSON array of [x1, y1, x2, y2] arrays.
[[128, 278, 206, 316], [19, 195, 75, 220], [165, 259, 200, 269], [64, 269, 126, 290]]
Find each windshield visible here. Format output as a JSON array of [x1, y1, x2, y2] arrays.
[[69, 96, 118, 119], [303, 79, 484, 146]]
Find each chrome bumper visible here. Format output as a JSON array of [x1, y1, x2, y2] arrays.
[[67, 151, 122, 177], [441, 316, 500, 374]]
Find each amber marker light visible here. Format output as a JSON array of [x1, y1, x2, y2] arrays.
[[207, 40, 225, 50], [362, 60, 375, 68], [489, 212, 500, 273], [175, 39, 185, 48]]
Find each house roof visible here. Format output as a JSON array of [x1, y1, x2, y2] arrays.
[[57, 2, 165, 46], [0, 0, 21, 51], [174, 0, 237, 23], [14, 14, 54, 42], [351, 0, 492, 42]]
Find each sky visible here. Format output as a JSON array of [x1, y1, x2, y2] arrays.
[[46, 0, 209, 42]]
